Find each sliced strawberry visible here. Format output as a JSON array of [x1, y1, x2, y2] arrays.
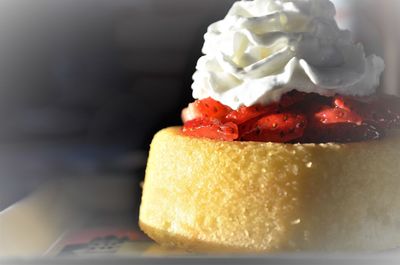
[[241, 113, 307, 143], [315, 106, 363, 125], [181, 98, 232, 123], [182, 93, 400, 143], [196, 98, 232, 120], [332, 95, 400, 129], [225, 103, 278, 125], [182, 118, 239, 141], [333, 96, 352, 112]]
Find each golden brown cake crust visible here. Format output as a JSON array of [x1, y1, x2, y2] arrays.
[[139, 127, 400, 252]]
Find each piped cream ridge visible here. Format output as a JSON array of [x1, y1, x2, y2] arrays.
[[192, 0, 385, 109]]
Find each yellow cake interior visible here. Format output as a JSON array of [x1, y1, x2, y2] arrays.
[[139, 127, 400, 252]]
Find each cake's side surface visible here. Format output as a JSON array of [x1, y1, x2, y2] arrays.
[[139, 127, 400, 252]]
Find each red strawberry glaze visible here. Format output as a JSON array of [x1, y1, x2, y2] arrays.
[[181, 91, 400, 143]]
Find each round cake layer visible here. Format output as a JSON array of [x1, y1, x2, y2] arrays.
[[139, 127, 400, 252]]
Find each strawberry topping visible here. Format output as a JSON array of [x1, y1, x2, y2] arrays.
[[315, 107, 363, 125], [181, 91, 400, 143], [182, 97, 232, 123], [240, 113, 307, 143], [333, 95, 400, 129], [225, 104, 278, 125], [182, 119, 239, 142]]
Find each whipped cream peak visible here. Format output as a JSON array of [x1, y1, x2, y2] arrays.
[[192, 0, 385, 110]]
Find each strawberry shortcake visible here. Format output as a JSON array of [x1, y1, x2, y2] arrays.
[[139, 0, 400, 252]]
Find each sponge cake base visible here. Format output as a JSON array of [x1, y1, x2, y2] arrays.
[[139, 127, 400, 252]]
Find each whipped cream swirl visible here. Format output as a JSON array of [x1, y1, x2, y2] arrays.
[[192, 0, 385, 109]]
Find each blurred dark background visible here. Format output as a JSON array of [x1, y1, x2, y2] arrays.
[[0, 0, 398, 210], [0, 0, 237, 210], [0, 0, 239, 148]]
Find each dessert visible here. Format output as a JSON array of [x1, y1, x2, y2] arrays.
[[139, 0, 400, 252]]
